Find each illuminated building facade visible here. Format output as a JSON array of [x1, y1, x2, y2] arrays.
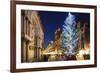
[[42, 28, 63, 61], [21, 10, 44, 62]]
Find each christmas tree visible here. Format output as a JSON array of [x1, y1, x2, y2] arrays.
[[61, 12, 79, 56]]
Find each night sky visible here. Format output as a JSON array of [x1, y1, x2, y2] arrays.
[[38, 11, 90, 48]]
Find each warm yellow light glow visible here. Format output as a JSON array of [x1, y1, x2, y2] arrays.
[[78, 48, 90, 55], [78, 50, 85, 55], [84, 48, 90, 54], [76, 48, 90, 60]]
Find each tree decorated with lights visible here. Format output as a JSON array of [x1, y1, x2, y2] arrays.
[[61, 12, 79, 57]]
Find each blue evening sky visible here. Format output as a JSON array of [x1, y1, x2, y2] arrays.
[[38, 11, 90, 48]]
